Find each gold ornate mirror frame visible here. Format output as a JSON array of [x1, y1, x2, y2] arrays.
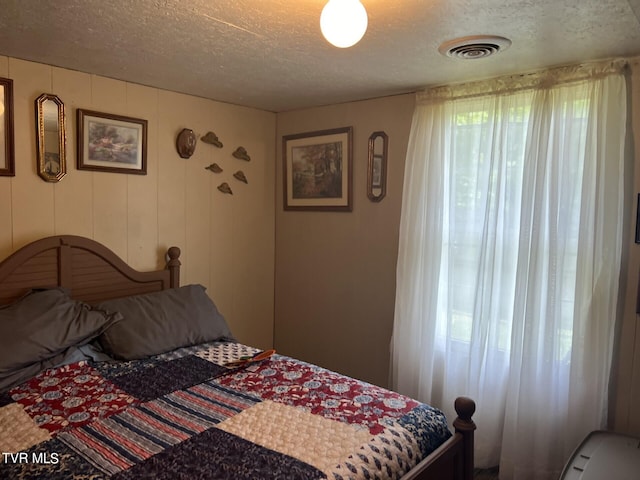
[[36, 93, 66, 182], [367, 131, 388, 202]]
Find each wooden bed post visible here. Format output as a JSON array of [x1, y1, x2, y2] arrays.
[[453, 396, 476, 480], [166, 246, 181, 288]]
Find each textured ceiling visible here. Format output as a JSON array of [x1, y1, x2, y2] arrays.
[[0, 0, 639, 112]]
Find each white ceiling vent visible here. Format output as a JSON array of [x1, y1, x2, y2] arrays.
[[439, 35, 511, 59]]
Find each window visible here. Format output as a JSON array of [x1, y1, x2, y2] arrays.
[[393, 61, 627, 478]]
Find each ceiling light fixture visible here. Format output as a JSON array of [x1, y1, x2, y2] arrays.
[[320, 0, 368, 48]]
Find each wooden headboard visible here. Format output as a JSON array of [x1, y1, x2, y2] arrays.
[[0, 235, 181, 305]]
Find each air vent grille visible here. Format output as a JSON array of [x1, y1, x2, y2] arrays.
[[439, 35, 511, 59]]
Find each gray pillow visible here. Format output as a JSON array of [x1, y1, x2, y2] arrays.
[[1, 347, 83, 393], [0, 288, 122, 392], [96, 284, 233, 360]]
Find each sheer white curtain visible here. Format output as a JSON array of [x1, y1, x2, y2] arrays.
[[391, 60, 628, 479]]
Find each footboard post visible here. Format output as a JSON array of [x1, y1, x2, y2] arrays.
[[453, 397, 476, 480]]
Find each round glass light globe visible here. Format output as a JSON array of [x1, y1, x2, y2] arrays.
[[320, 0, 368, 48]]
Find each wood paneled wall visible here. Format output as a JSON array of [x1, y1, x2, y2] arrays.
[[0, 56, 276, 349]]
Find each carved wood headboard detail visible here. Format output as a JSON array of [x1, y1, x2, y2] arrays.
[[0, 235, 181, 305]]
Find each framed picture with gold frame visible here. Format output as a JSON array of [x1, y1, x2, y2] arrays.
[[282, 126, 353, 211], [0, 77, 15, 177]]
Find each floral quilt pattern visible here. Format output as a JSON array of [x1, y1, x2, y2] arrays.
[[1, 342, 451, 480]]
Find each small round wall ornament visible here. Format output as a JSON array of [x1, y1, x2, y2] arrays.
[[176, 128, 197, 159]]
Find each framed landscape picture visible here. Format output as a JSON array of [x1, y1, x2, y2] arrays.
[[282, 126, 353, 211], [77, 109, 147, 175]]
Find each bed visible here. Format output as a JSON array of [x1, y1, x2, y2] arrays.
[[0, 235, 476, 480]]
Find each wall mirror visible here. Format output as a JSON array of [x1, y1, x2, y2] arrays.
[[36, 93, 66, 182], [367, 131, 388, 202]]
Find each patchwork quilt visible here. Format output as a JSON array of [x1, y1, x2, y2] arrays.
[[0, 342, 451, 479]]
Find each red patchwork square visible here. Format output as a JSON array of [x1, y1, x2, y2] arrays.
[[10, 361, 137, 435], [217, 356, 418, 434]]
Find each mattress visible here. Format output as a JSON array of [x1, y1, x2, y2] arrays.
[[0, 341, 452, 479]]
